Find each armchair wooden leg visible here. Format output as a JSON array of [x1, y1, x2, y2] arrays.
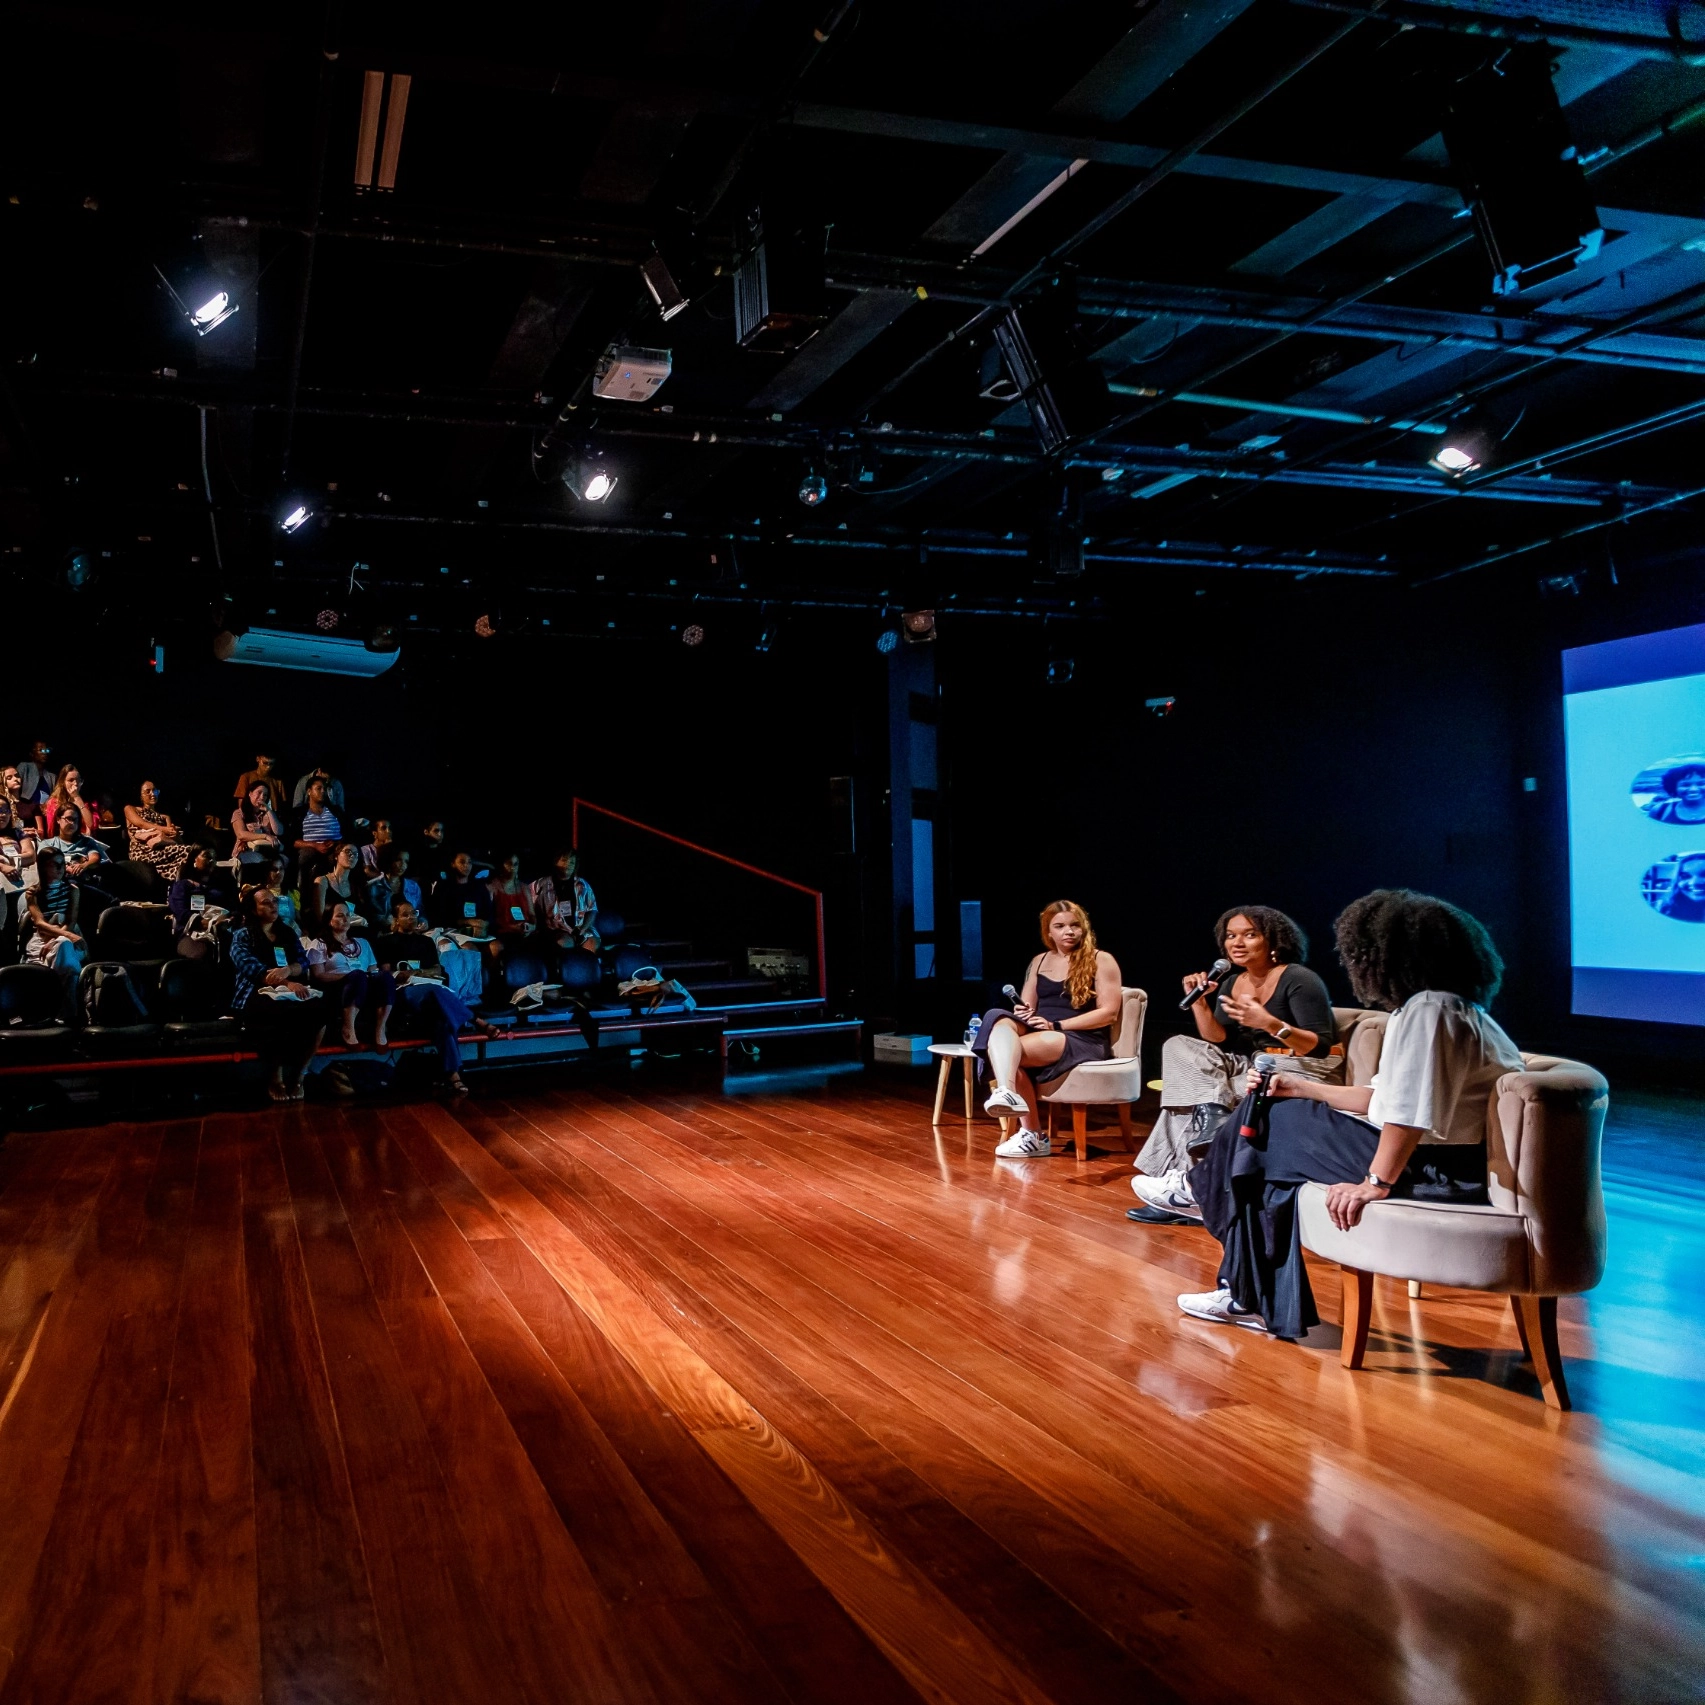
[[962, 1056, 974, 1120], [1340, 1266, 1374, 1370], [931, 1057, 951, 1126], [1511, 1295, 1571, 1411], [1071, 1106, 1088, 1162], [1116, 1103, 1133, 1148], [1407, 1280, 1422, 1299]]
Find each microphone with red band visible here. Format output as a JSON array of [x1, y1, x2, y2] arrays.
[[1240, 1056, 1277, 1139]]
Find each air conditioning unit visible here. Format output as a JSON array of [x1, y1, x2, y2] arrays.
[[213, 627, 400, 678], [592, 344, 673, 401]]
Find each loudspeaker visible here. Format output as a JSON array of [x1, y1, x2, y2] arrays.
[[1441, 45, 1603, 298], [733, 209, 828, 352], [829, 775, 856, 855]]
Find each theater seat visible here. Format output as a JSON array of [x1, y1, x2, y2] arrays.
[[94, 903, 174, 971], [593, 909, 624, 943], [77, 962, 162, 1055], [1298, 1011, 1608, 1411], [0, 964, 76, 1058], [611, 945, 654, 984], [155, 958, 239, 1048], [499, 940, 552, 993], [555, 949, 601, 995]]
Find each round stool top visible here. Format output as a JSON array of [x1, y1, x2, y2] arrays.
[[929, 1042, 975, 1058]]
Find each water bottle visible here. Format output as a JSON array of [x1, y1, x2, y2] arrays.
[[964, 1014, 982, 1048]]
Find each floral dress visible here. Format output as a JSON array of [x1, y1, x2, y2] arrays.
[[129, 807, 192, 884]]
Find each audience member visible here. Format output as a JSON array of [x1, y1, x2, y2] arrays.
[[21, 847, 86, 999], [43, 814, 109, 885], [0, 796, 36, 963], [359, 817, 395, 876], [256, 856, 302, 932], [292, 763, 347, 812], [290, 776, 345, 884], [232, 782, 286, 872], [1180, 889, 1522, 1339], [308, 901, 395, 1050], [167, 846, 232, 939], [231, 887, 325, 1103], [416, 819, 450, 886], [16, 739, 55, 806], [429, 851, 495, 936], [309, 842, 372, 935], [488, 850, 537, 941], [533, 848, 599, 951], [367, 844, 421, 926], [44, 764, 96, 839], [394, 895, 484, 1005], [2, 765, 44, 836], [233, 752, 287, 814], [124, 779, 194, 886], [1131, 907, 1336, 1225]]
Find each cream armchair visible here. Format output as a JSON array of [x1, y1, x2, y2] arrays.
[[1296, 1007, 1609, 1409], [1036, 986, 1149, 1161]]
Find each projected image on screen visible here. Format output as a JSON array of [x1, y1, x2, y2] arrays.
[[1565, 623, 1705, 1023]]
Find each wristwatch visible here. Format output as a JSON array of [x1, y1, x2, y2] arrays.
[[1363, 1170, 1394, 1190], [1274, 1023, 1293, 1044]]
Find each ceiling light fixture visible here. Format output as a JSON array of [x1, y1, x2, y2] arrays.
[[901, 609, 937, 645], [682, 623, 706, 647], [797, 468, 829, 507], [279, 503, 312, 534], [566, 453, 617, 503]]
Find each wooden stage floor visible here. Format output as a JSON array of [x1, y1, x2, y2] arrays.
[[0, 1069, 1701, 1704]]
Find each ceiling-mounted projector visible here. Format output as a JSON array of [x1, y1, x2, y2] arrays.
[[593, 345, 672, 402], [213, 627, 400, 678]]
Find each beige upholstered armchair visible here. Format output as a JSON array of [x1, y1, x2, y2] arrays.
[[1036, 986, 1148, 1161], [1297, 1007, 1609, 1409]]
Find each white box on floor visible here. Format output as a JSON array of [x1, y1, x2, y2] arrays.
[[873, 1031, 934, 1065]]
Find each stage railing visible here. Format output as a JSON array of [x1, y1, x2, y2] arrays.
[[571, 797, 827, 1002]]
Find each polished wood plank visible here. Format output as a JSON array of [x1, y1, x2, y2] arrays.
[[0, 1073, 1699, 1705]]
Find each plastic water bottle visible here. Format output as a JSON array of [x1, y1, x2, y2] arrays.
[[964, 1014, 982, 1048]]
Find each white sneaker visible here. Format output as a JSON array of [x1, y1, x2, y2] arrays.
[[1177, 1287, 1266, 1331], [1131, 1168, 1201, 1219], [994, 1127, 1051, 1158], [984, 1086, 1028, 1117]]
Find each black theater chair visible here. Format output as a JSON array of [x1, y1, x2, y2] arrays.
[[76, 962, 162, 1056], [94, 904, 175, 977], [593, 909, 624, 944], [0, 964, 76, 1060], [555, 948, 601, 999], [155, 958, 240, 1049]]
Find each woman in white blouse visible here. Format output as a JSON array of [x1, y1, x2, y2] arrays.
[[1178, 889, 1523, 1339], [308, 900, 396, 1049]]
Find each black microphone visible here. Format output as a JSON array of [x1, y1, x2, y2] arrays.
[[1240, 1056, 1277, 1139], [1178, 958, 1233, 1011], [1001, 982, 1021, 1006]]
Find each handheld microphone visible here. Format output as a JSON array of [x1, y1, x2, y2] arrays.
[[1240, 1056, 1277, 1139], [1178, 958, 1233, 1011], [1001, 982, 1021, 1006]]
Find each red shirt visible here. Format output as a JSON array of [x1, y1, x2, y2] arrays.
[[487, 879, 536, 935]]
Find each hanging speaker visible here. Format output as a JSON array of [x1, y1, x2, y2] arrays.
[[1441, 45, 1603, 298]]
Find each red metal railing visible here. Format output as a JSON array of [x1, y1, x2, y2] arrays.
[[571, 797, 827, 1001]]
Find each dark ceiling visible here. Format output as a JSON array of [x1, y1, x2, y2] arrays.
[[6, 0, 1705, 643]]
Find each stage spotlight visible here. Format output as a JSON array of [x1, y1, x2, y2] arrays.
[[365, 624, 400, 653], [682, 623, 706, 647], [1046, 656, 1075, 687], [474, 613, 499, 638], [280, 503, 312, 534], [189, 289, 238, 335], [315, 608, 340, 632], [566, 454, 617, 503], [901, 609, 936, 645], [63, 547, 94, 590], [1429, 413, 1495, 477], [875, 628, 900, 655], [642, 252, 691, 321], [755, 621, 777, 653], [797, 468, 829, 508]]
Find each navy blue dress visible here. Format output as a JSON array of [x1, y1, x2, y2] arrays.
[[971, 971, 1112, 1085]]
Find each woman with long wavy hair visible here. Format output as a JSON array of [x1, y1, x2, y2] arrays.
[[971, 899, 1122, 1158]]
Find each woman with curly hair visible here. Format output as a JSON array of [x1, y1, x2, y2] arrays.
[[1130, 906, 1335, 1224], [971, 899, 1123, 1159], [1178, 889, 1522, 1339]]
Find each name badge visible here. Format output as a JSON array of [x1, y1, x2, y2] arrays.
[[190, 894, 206, 912], [463, 901, 477, 918], [402, 959, 420, 972], [510, 905, 524, 921], [273, 947, 289, 968]]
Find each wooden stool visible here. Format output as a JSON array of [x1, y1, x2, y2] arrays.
[[928, 1042, 977, 1125]]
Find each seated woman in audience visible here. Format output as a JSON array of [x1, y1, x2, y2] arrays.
[[231, 887, 326, 1103], [971, 899, 1123, 1159], [396, 892, 485, 1005], [231, 781, 286, 873], [359, 818, 395, 876], [1179, 889, 1523, 1338], [167, 846, 232, 939], [44, 763, 95, 839], [1131, 907, 1336, 1224], [429, 851, 495, 935], [290, 775, 345, 884], [308, 842, 372, 936], [21, 847, 86, 997], [252, 856, 301, 933], [487, 849, 536, 942], [2, 765, 44, 837], [532, 848, 599, 952], [308, 900, 395, 1050], [416, 819, 450, 887], [386, 946, 497, 1098], [367, 844, 422, 927], [123, 779, 194, 887], [0, 796, 37, 964]]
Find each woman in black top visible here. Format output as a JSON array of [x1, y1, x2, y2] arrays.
[[1132, 906, 1335, 1221]]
